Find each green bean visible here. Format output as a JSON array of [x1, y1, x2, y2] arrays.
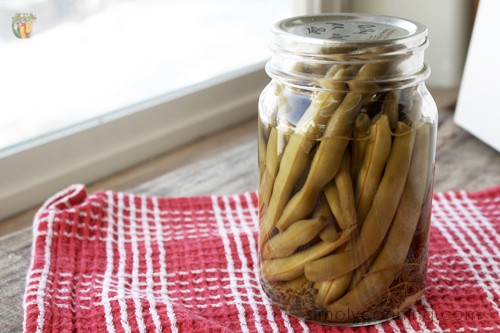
[[259, 171, 269, 211], [259, 135, 314, 247], [276, 275, 309, 293], [351, 113, 372, 179], [324, 184, 347, 230], [314, 232, 356, 305], [260, 129, 279, 208], [413, 125, 434, 259], [258, 120, 268, 177], [261, 226, 355, 282], [350, 251, 378, 288], [259, 67, 358, 247], [262, 217, 327, 260], [275, 56, 404, 232], [322, 154, 355, 233], [355, 114, 392, 225], [328, 122, 430, 312], [334, 153, 357, 228], [319, 223, 340, 242], [296, 66, 355, 136], [317, 66, 358, 91], [312, 194, 335, 221], [348, 59, 400, 92], [316, 155, 358, 304], [304, 122, 416, 282], [314, 196, 340, 242], [316, 273, 352, 305], [381, 91, 399, 131], [315, 238, 355, 305], [276, 93, 363, 231]]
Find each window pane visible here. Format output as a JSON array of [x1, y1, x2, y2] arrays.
[[0, 0, 292, 153]]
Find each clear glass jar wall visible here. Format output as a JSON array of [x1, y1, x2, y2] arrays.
[[258, 14, 437, 325]]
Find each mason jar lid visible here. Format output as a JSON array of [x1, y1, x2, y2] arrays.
[[274, 13, 427, 47]]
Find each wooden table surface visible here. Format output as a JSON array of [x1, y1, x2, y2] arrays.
[[1, 96, 499, 332]]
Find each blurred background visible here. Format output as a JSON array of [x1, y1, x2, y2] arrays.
[[0, 0, 475, 152], [0, 0, 478, 222]]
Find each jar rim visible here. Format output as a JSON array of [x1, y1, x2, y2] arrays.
[[266, 62, 431, 93]]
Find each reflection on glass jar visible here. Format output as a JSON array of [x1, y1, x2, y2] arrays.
[[258, 13, 437, 326]]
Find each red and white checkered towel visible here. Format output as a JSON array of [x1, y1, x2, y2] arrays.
[[23, 184, 500, 333]]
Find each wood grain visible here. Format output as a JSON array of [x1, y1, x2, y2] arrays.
[[0, 228, 32, 333], [0, 88, 499, 331]]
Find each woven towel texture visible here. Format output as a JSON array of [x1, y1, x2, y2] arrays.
[[23, 185, 500, 333]]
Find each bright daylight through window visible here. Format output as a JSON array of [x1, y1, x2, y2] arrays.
[[0, 0, 292, 155]]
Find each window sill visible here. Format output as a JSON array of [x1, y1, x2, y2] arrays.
[[0, 63, 268, 222]]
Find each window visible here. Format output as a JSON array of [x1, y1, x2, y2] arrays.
[[1, 0, 294, 152], [0, 0, 296, 220]]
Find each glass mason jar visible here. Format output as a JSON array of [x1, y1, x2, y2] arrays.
[[258, 14, 437, 326]]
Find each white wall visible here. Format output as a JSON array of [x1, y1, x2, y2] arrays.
[[345, 0, 471, 88], [292, 0, 344, 15]]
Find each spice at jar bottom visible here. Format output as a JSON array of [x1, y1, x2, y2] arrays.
[[258, 14, 437, 326]]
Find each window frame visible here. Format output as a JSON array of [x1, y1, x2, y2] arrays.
[[0, 63, 268, 221]]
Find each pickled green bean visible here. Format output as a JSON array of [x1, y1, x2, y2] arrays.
[[262, 217, 327, 260], [261, 227, 355, 282], [328, 122, 430, 312], [355, 114, 392, 225], [304, 122, 416, 281]]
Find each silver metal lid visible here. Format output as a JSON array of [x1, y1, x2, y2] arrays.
[[275, 13, 427, 45]]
